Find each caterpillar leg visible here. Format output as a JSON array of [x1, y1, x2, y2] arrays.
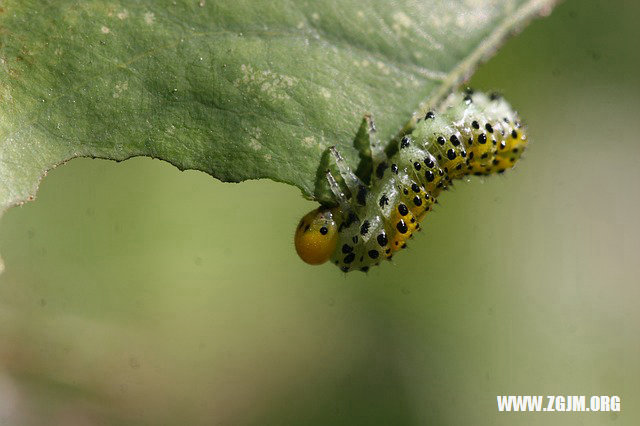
[[328, 146, 364, 194], [354, 114, 387, 182], [362, 114, 386, 165], [325, 169, 351, 214]]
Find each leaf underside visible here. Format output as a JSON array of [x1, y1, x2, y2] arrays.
[[0, 0, 556, 271]]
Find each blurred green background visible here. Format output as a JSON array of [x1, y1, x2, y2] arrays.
[[1, 1, 638, 425]]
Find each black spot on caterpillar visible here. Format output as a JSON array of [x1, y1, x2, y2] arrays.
[[294, 91, 528, 272]]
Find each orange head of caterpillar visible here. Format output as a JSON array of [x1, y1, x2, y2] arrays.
[[294, 207, 339, 265]]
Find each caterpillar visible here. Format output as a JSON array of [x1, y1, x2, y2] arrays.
[[294, 90, 528, 272]]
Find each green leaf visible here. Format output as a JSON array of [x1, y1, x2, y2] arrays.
[[0, 0, 556, 270]]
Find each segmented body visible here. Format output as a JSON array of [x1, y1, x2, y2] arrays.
[[295, 91, 528, 272]]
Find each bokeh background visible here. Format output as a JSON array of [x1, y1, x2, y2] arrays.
[[1, 1, 638, 425]]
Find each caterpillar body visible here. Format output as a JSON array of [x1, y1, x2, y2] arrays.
[[294, 91, 528, 272]]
